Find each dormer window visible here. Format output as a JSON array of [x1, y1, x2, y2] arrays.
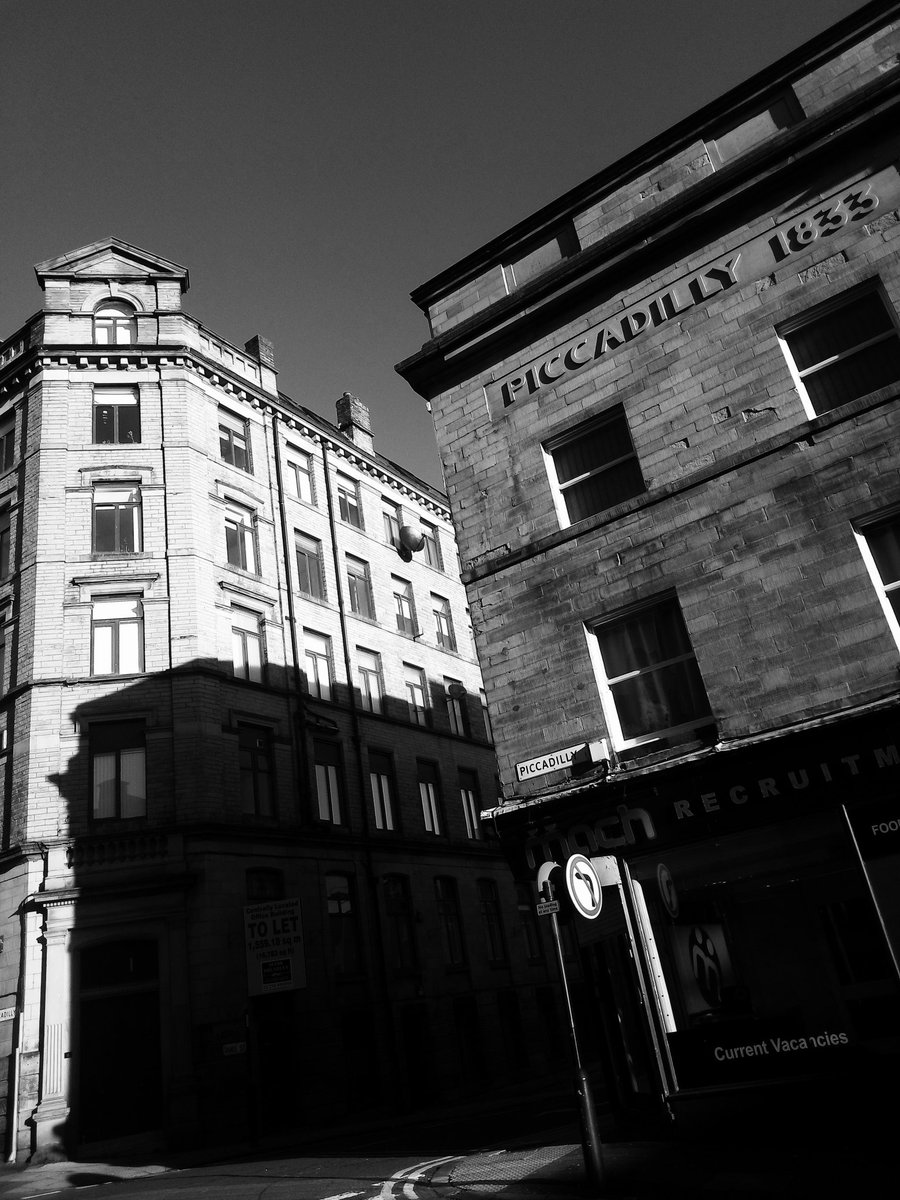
[[94, 301, 137, 345]]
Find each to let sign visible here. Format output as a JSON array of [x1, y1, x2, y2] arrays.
[[244, 897, 306, 996]]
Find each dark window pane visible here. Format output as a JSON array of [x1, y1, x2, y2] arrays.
[[563, 457, 645, 522], [789, 293, 893, 370], [804, 339, 900, 413], [611, 658, 711, 740]]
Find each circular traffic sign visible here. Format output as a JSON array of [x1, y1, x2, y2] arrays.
[[565, 854, 603, 919]]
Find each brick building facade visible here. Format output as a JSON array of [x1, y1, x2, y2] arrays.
[[0, 240, 562, 1162], [398, 0, 900, 1135]]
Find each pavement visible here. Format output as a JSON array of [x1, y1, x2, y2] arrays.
[[0, 1124, 892, 1199]]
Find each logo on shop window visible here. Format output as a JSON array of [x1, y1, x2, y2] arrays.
[[689, 926, 722, 1008]]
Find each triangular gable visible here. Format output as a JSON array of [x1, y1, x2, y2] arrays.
[[34, 238, 189, 290]]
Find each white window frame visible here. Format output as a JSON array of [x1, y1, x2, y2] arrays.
[[777, 283, 900, 420], [337, 474, 362, 528], [383, 500, 401, 545], [231, 605, 264, 683], [418, 766, 441, 835], [315, 744, 342, 824], [93, 386, 140, 445], [405, 664, 429, 726], [444, 678, 467, 736], [0, 422, 13, 473], [433, 594, 456, 651], [854, 512, 900, 652], [303, 629, 333, 700], [346, 555, 374, 619], [368, 752, 395, 831], [219, 409, 252, 472], [224, 500, 258, 574], [357, 647, 383, 713], [393, 576, 417, 635], [422, 521, 443, 570], [93, 485, 142, 554], [91, 595, 144, 676], [295, 531, 325, 599], [460, 774, 481, 840], [93, 301, 136, 345], [543, 406, 644, 530], [287, 451, 315, 504], [584, 593, 712, 751]]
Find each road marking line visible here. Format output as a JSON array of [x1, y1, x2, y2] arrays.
[[321, 1192, 364, 1200], [379, 1155, 460, 1199]]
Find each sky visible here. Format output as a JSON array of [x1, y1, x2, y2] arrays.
[[0, 0, 872, 488]]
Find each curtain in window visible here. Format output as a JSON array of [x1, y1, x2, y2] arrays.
[[597, 602, 710, 740], [93, 751, 118, 819]]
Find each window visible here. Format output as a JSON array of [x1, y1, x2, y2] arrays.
[[224, 500, 257, 573], [337, 475, 362, 528], [93, 301, 136, 345], [346, 555, 374, 619], [295, 532, 325, 600], [0, 422, 15, 472], [383, 500, 401, 545], [418, 760, 442, 835], [0, 511, 10, 577], [315, 739, 343, 823], [422, 522, 442, 570], [303, 629, 332, 700], [478, 879, 507, 964], [92, 596, 143, 675], [459, 768, 481, 839], [778, 286, 900, 417], [405, 665, 429, 726], [587, 594, 713, 749], [503, 224, 578, 292], [246, 868, 284, 902], [480, 689, 494, 744], [0, 611, 7, 695], [287, 452, 315, 504], [445, 679, 468, 737], [93, 485, 142, 553], [545, 406, 645, 527], [91, 721, 146, 819], [856, 512, 900, 649], [435, 877, 466, 966], [368, 749, 396, 831], [239, 724, 274, 816], [219, 410, 251, 472], [93, 386, 140, 444], [231, 606, 263, 682], [326, 873, 364, 978], [433, 595, 456, 651], [357, 647, 383, 713], [393, 576, 417, 635], [383, 875, 417, 970]]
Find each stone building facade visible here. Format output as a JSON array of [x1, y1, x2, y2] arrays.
[[0, 240, 560, 1162], [398, 0, 900, 1135]]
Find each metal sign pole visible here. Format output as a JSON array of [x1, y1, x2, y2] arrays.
[[543, 887, 605, 1193]]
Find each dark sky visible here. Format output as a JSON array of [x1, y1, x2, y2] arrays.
[[1, 0, 870, 487]]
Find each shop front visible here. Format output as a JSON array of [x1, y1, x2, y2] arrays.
[[496, 704, 900, 1137]]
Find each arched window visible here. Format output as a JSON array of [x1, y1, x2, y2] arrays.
[[93, 300, 137, 345]]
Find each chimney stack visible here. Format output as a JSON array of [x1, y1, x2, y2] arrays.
[[336, 391, 374, 456], [244, 334, 276, 369]]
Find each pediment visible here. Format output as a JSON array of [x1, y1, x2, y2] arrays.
[[34, 238, 189, 289]]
